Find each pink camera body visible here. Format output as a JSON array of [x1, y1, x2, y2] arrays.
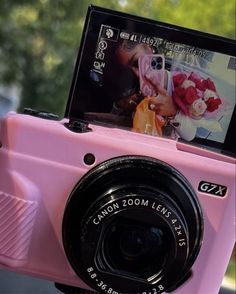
[[0, 112, 235, 294]]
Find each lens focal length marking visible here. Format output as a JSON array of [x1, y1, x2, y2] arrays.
[[87, 267, 118, 294], [86, 266, 164, 294]]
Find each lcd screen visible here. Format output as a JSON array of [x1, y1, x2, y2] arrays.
[[66, 6, 236, 156]]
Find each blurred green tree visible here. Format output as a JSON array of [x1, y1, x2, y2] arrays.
[[0, 0, 235, 116], [0, 0, 88, 115], [118, 0, 235, 39]]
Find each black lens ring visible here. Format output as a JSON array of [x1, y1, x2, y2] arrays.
[[65, 194, 188, 293], [63, 156, 203, 293], [75, 155, 203, 266], [79, 194, 189, 292]]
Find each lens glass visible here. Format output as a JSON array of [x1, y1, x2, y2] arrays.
[[102, 217, 170, 278]]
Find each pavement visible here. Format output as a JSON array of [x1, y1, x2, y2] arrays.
[[0, 269, 235, 294]]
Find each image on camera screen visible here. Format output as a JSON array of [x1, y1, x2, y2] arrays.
[[66, 6, 236, 156]]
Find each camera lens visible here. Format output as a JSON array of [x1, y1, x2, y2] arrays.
[[151, 57, 163, 70], [151, 59, 157, 69], [156, 56, 163, 64], [156, 63, 162, 70], [102, 218, 169, 277], [63, 156, 203, 293]]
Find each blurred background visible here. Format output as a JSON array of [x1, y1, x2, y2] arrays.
[[0, 0, 235, 293], [0, 0, 235, 117]]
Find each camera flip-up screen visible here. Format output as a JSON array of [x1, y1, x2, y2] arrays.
[[66, 6, 236, 157]]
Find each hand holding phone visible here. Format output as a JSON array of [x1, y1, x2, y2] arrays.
[[139, 54, 165, 97]]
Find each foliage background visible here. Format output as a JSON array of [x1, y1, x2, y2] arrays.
[[0, 0, 235, 116], [0, 0, 235, 288]]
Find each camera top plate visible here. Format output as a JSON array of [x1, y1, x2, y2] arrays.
[[66, 5, 236, 157]]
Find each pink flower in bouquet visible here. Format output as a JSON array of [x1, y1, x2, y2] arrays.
[[182, 79, 196, 89], [202, 78, 216, 92], [206, 97, 222, 112], [189, 98, 207, 118], [185, 86, 199, 105], [173, 73, 187, 87], [188, 72, 205, 91], [203, 89, 218, 101], [188, 72, 216, 92]]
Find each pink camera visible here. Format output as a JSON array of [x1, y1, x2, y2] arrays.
[[1, 4, 236, 294], [0, 111, 235, 294]]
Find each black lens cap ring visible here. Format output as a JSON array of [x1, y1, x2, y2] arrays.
[[63, 156, 203, 293]]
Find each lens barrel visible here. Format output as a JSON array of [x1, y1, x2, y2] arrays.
[[63, 156, 203, 293]]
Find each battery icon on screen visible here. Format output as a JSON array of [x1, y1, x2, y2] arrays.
[[120, 32, 130, 40]]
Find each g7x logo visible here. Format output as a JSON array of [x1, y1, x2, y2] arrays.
[[198, 181, 227, 197]]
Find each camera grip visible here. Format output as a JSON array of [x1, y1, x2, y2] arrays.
[[0, 192, 38, 267]]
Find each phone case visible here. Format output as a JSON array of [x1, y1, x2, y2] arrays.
[[139, 54, 165, 96]]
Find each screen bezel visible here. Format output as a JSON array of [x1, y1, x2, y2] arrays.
[[65, 5, 236, 157]]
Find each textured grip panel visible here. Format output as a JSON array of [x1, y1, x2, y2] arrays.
[[0, 192, 38, 264]]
